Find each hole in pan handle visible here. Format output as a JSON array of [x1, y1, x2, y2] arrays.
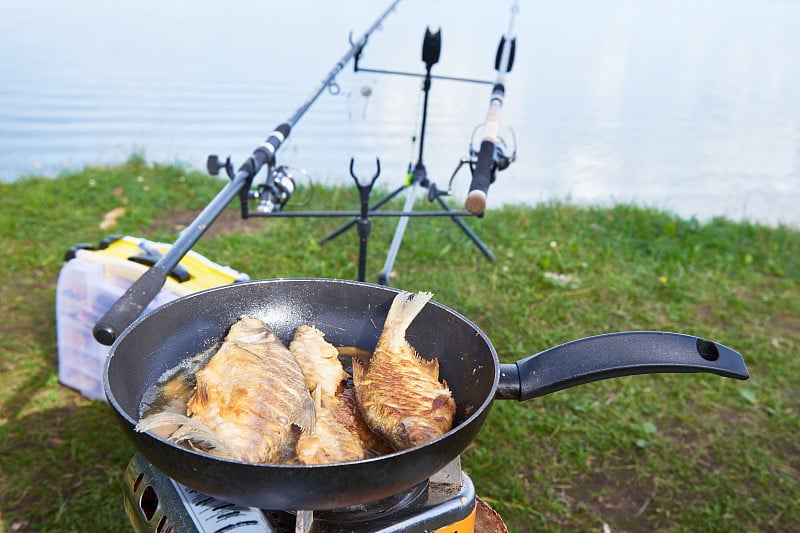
[[495, 331, 749, 401]]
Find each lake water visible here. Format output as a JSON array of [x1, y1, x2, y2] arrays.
[[2, 0, 799, 228]]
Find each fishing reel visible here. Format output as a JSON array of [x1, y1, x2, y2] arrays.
[[431, 122, 517, 201], [253, 164, 298, 213], [468, 121, 517, 174], [207, 152, 311, 215]]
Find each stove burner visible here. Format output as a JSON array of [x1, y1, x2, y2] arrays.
[[295, 477, 429, 523], [122, 453, 501, 533]]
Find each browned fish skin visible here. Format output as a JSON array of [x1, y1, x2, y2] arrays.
[[353, 291, 456, 450], [289, 326, 388, 454], [335, 382, 393, 456], [180, 316, 314, 463], [290, 325, 369, 464]]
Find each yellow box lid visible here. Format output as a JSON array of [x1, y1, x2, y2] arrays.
[[71, 235, 248, 296]]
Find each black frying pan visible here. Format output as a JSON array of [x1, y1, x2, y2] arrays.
[[104, 279, 749, 510]]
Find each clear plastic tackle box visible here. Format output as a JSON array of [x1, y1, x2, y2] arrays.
[[55, 235, 248, 401]]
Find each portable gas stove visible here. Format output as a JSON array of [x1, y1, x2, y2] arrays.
[[123, 453, 507, 533]]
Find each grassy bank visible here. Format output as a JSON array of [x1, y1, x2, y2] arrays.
[[1, 158, 798, 532]]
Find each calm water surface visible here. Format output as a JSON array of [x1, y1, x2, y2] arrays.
[[1, 0, 798, 227]]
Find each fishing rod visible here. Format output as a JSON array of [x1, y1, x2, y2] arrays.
[[319, 19, 507, 286], [465, 0, 519, 216], [93, 0, 403, 346]]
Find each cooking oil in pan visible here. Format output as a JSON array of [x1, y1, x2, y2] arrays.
[[138, 345, 218, 435], [137, 344, 368, 428]]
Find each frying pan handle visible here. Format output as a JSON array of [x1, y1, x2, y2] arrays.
[[495, 331, 749, 401], [93, 266, 169, 346]]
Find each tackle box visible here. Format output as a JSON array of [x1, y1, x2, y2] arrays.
[[55, 235, 249, 401]]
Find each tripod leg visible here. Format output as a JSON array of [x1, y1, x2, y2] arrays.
[[435, 196, 495, 262], [319, 185, 408, 245], [377, 181, 422, 285], [319, 218, 357, 245]]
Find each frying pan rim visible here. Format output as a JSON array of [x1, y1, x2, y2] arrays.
[[103, 277, 501, 469]]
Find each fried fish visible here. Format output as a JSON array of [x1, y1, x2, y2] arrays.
[[295, 387, 366, 464], [335, 381, 394, 456], [352, 291, 456, 450], [136, 316, 314, 464], [290, 325, 370, 464], [289, 325, 348, 403]]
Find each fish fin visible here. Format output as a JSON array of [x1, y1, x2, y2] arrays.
[[411, 353, 441, 377], [291, 390, 316, 434], [135, 411, 193, 433], [284, 424, 305, 462], [193, 375, 209, 408], [308, 388, 323, 433], [385, 291, 433, 336], [136, 412, 234, 457], [395, 420, 414, 450], [172, 427, 231, 455], [351, 356, 365, 384]]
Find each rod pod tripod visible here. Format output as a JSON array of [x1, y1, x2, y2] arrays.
[[320, 26, 495, 285]]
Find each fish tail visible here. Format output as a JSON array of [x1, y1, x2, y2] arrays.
[[385, 291, 433, 336], [136, 412, 234, 457], [135, 411, 193, 433]]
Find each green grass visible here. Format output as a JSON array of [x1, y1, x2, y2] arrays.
[[0, 158, 798, 532]]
